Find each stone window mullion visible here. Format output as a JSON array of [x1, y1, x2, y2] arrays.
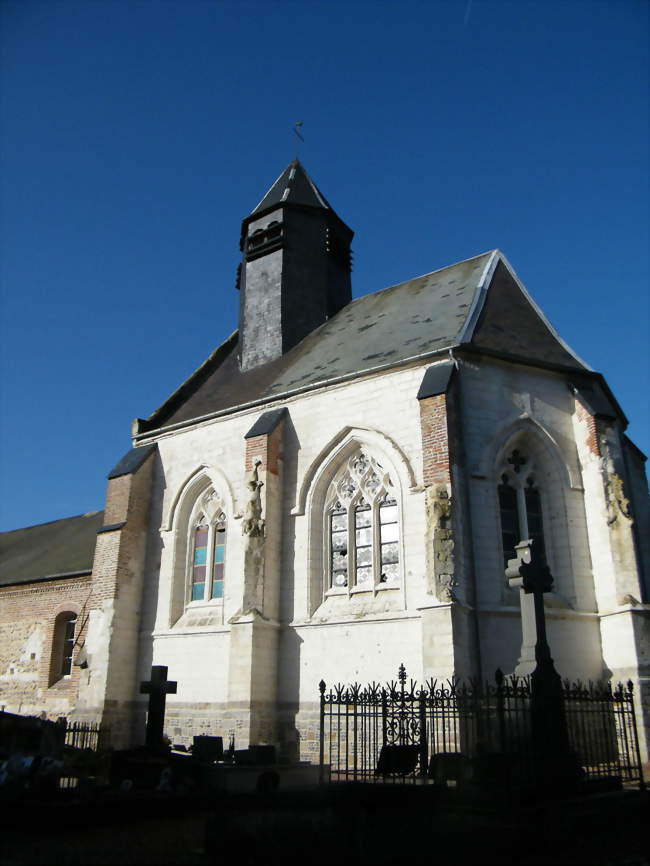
[[205, 522, 216, 601], [516, 483, 530, 541]]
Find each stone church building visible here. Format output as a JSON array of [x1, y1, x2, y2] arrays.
[[1, 161, 649, 762]]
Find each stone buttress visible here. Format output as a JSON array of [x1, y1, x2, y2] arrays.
[[75, 446, 156, 746], [417, 361, 480, 682], [573, 387, 650, 760], [224, 409, 286, 746]]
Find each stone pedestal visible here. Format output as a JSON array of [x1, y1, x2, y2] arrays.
[[226, 614, 280, 747]]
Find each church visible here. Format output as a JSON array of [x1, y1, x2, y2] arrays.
[[1, 161, 649, 764]]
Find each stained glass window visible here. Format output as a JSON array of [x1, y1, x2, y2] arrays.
[[211, 519, 226, 599], [192, 523, 209, 601]]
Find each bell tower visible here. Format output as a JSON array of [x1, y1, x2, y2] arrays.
[[238, 160, 353, 372]]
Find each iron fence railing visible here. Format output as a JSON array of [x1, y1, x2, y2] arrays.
[[319, 665, 644, 791], [64, 720, 108, 752], [59, 720, 110, 789]]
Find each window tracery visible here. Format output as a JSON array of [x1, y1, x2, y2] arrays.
[[498, 448, 547, 568], [325, 450, 400, 594]]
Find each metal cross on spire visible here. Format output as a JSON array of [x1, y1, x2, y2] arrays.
[[293, 121, 304, 158]]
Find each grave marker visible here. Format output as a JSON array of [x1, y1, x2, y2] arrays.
[[140, 665, 177, 750], [507, 540, 579, 787]]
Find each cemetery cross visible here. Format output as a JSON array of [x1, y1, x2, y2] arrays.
[[140, 665, 177, 750], [506, 540, 577, 787]]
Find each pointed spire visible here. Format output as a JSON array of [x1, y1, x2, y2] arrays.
[[250, 159, 332, 216]]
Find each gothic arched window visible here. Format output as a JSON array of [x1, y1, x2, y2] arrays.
[[498, 448, 547, 568], [325, 450, 401, 594], [188, 489, 227, 603]]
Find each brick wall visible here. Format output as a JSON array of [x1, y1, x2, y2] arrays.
[[419, 394, 452, 485], [245, 427, 283, 475], [575, 400, 602, 457], [0, 575, 92, 718]]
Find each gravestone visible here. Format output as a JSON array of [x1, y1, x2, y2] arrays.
[[192, 735, 223, 763], [375, 744, 420, 776]]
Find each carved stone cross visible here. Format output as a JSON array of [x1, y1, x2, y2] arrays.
[[507, 448, 527, 474], [505, 540, 576, 787], [506, 539, 554, 676], [140, 665, 177, 750]]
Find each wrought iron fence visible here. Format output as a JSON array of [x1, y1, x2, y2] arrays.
[[64, 720, 109, 752], [319, 665, 644, 790], [59, 720, 110, 789]]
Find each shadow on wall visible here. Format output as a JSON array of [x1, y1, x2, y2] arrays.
[[277, 627, 304, 763], [279, 413, 300, 624], [276, 414, 304, 761], [130, 448, 166, 746]]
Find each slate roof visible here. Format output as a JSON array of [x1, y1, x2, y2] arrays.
[[0, 511, 103, 586], [108, 443, 156, 479], [138, 249, 590, 435], [251, 159, 332, 216]]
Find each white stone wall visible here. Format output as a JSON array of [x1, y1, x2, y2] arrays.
[[135, 363, 434, 740], [284, 616, 423, 704]]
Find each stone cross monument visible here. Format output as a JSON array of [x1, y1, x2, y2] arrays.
[[506, 539, 555, 678], [506, 540, 578, 787]]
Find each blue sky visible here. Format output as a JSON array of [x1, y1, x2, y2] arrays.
[[1, 0, 648, 531]]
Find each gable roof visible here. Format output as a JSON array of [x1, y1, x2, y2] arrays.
[[135, 250, 591, 437], [464, 253, 592, 370], [0, 511, 103, 586]]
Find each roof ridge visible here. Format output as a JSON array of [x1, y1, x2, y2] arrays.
[[348, 249, 497, 306], [0, 510, 103, 535], [143, 330, 238, 427]]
